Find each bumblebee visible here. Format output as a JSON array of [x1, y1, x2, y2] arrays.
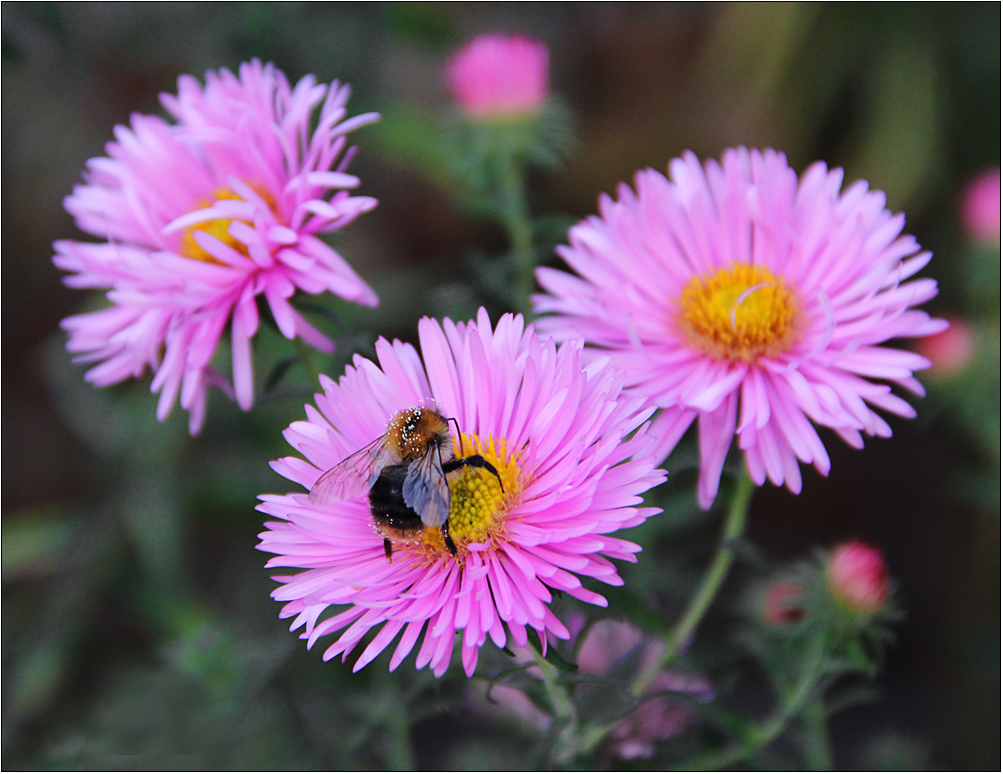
[[309, 406, 502, 561]]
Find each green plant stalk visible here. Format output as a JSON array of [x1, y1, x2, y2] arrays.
[[579, 473, 756, 759], [384, 703, 416, 771], [532, 648, 580, 766], [803, 698, 834, 770], [632, 472, 755, 695], [496, 149, 536, 316], [678, 632, 830, 771], [293, 337, 322, 390]]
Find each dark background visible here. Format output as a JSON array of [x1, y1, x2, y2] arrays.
[[3, 3, 999, 770]]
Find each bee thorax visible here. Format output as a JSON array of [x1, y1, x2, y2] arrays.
[[386, 406, 451, 461]]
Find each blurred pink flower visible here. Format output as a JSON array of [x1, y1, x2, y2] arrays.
[[446, 34, 549, 119], [609, 670, 713, 761], [54, 59, 379, 434], [577, 618, 646, 675], [535, 147, 948, 508], [257, 309, 664, 677], [959, 168, 1001, 243], [915, 316, 974, 378], [576, 619, 713, 760], [761, 579, 806, 625], [827, 540, 890, 614]]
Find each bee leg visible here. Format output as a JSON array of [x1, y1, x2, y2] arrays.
[[441, 523, 457, 556], [384, 538, 393, 563], [444, 454, 504, 492]]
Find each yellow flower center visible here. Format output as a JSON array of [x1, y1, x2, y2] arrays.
[[178, 184, 276, 264], [421, 433, 523, 557], [676, 263, 800, 363]]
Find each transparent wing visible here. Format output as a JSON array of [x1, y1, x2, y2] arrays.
[[402, 446, 451, 528], [308, 435, 394, 508]]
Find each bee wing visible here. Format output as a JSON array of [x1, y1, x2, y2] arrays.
[[308, 436, 394, 508], [402, 446, 451, 528]]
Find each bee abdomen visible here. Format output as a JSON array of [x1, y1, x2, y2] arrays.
[[369, 464, 423, 534]]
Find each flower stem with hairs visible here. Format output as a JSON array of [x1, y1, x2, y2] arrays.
[[384, 703, 416, 771], [803, 697, 834, 770], [677, 631, 830, 770], [496, 151, 536, 315], [293, 337, 321, 391], [632, 471, 754, 694], [578, 472, 755, 759], [532, 649, 581, 766]]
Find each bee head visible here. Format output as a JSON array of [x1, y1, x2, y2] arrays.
[[387, 406, 453, 462]]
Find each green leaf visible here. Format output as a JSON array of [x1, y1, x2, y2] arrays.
[[368, 103, 452, 186], [2, 508, 77, 582]]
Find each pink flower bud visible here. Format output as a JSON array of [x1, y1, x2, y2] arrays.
[[827, 540, 890, 614], [959, 168, 1001, 244], [916, 316, 975, 378], [445, 34, 549, 120], [762, 579, 806, 625]]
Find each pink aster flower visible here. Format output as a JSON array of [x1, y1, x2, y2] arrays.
[[534, 147, 948, 508], [959, 167, 1001, 244], [826, 540, 890, 614], [256, 309, 664, 677], [54, 59, 379, 434], [446, 34, 549, 120]]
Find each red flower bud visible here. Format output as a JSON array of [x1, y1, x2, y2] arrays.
[[827, 540, 890, 614]]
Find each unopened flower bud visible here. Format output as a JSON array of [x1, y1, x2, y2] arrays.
[[959, 168, 1001, 244], [826, 540, 890, 614], [762, 579, 807, 625], [446, 34, 549, 120]]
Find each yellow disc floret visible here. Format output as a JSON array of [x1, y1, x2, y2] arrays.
[[421, 432, 523, 556], [676, 262, 800, 363], [178, 184, 277, 264]]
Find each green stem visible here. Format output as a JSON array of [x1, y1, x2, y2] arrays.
[[579, 473, 756, 759], [384, 704, 415, 771], [293, 337, 321, 390], [678, 632, 830, 771], [632, 472, 755, 695], [803, 698, 834, 770], [496, 150, 536, 316], [532, 649, 580, 766]]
